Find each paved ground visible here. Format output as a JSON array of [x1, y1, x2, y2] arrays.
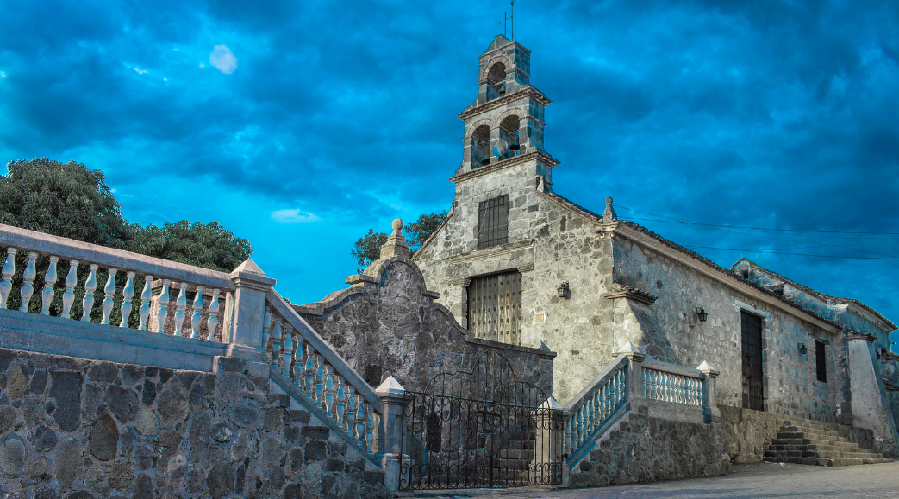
[[398, 460, 899, 499]]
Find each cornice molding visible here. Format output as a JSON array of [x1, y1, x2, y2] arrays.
[[603, 284, 658, 305], [450, 151, 559, 185], [458, 87, 552, 120]]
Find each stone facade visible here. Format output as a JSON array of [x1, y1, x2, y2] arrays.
[[568, 406, 731, 488], [0, 348, 389, 499], [296, 220, 555, 397]]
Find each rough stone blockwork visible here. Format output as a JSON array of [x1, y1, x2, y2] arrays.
[[569, 407, 731, 488], [719, 404, 876, 464], [0, 348, 389, 499]]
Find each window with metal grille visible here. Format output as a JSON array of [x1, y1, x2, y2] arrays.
[[467, 270, 521, 345], [477, 195, 509, 250], [815, 340, 827, 383]]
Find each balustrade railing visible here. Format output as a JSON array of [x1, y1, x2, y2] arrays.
[[0, 224, 233, 340], [641, 365, 703, 406], [263, 291, 381, 455], [563, 357, 629, 460]]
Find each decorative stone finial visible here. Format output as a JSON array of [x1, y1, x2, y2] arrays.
[[603, 196, 617, 223], [379, 218, 410, 260], [540, 396, 562, 410], [375, 376, 406, 397], [697, 360, 720, 377]]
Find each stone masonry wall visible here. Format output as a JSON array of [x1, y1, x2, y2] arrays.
[[0, 348, 388, 499], [415, 166, 619, 405], [614, 235, 845, 423], [300, 258, 555, 396], [718, 404, 876, 464], [569, 406, 731, 488]]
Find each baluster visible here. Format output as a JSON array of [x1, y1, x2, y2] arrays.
[[323, 364, 335, 414], [364, 403, 374, 451], [270, 318, 282, 369], [283, 328, 293, 379], [314, 354, 324, 406], [575, 408, 584, 448], [587, 394, 596, 433], [18, 251, 37, 312], [336, 375, 347, 430], [564, 417, 572, 456], [207, 289, 220, 341], [304, 344, 315, 399], [262, 308, 272, 354], [173, 283, 187, 335], [100, 268, 117, 324], [694, 378, 701, 406], [345, 385, 356, 435], [190, 286, 204, 339], [664, 373, 672, 402], [287, 327, 299, 384], [61, 260, 78, 319], [0, 248, 16, 309], [679, 376, 686, 404], [138, 276, 153, 330], [156, 279, 170, 333], [355, 394, 366, 448], [81, 264, 98, 322], [120, 271, 135, 327], [40, 256, 59, 315]]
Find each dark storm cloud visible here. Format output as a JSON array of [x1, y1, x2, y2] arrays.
[[0, 0, 896, 323]]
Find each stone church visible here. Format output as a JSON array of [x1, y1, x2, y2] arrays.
[[412, 34, 899, 456]]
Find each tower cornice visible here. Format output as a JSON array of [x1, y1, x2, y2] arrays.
[[458, 86, 552, 120], [449, 151, 559, 185], [479, 39, 532, 59]]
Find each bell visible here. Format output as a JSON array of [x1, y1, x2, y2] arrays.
[[509, 144, 520, 151], [481, 158, 491, 166]]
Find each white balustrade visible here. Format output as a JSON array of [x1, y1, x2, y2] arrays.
[[0, 248, 16, 309], [61, 260, 78, 319], [101, 268, 116, 324], [81, 264, 98, 322], [41, 256, 58, 315], [207, 289, 220, 340], [641, 366, 702, 407], [19, 252, 37, 312], [156, 279, 170, 333], [173, 283, 187, 336], [138, 276, 153, 330], [190, 286, 204, 339], [120, 271, 135, 327]]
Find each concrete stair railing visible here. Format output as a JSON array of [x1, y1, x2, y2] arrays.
[[765, 419, 892, 467]]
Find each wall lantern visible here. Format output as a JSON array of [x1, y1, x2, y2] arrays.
[[694, 307, 708, 322], [557, 281, 570, 299], [798, 343, 808, 355]]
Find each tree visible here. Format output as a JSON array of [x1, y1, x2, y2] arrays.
[[0, 159, 130, 248], [0, 158, 253, 321], [351, 211, 447, 272]]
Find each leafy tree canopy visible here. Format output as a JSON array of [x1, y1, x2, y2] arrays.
[[1, 158, 252, 272], [351, 211, 447, 273]]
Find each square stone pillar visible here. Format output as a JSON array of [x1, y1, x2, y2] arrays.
[[376, 376, 409, 492], [228, 259, 276, 354], [697, 360, 721, 423], [532, 396, 567, 487], [615, 341, 646, 404]]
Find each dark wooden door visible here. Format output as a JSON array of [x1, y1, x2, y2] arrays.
[[468, 271, 521, 345], [741, 311, 764, 411]]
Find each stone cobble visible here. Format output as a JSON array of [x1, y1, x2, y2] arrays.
[[0, 348, 389, 499]]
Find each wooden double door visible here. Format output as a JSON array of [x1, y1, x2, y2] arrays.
[[467, 271, 522, 346]]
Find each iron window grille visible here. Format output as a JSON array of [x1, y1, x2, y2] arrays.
[[477, 195, 509, 250]]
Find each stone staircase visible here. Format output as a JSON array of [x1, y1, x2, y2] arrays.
[[765, 419, 892, 467]]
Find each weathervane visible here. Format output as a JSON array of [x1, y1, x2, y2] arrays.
[[499, 0, 515, 40]]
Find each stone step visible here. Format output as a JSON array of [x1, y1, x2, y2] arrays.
[[816, 457, 893, 467], [780, 425, 839, 438]]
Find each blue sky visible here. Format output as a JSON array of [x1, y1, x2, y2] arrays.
[[1, 1, 897, 342]]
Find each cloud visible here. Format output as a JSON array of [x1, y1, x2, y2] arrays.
[[271, 209, 320, 223], [0, 71, 6, 78], [133, 67, 147, 74], [209, 45, 237, 74]]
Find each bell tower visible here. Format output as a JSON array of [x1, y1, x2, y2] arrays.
[[454, 34, 558, 186]]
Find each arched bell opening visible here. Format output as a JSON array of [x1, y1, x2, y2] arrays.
[[498, 115, 522, 160], [470, 125, 492, 168], [485, 62, 507, 102]]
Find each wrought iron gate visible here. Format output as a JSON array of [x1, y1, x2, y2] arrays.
[[398, 350, 564, 490]]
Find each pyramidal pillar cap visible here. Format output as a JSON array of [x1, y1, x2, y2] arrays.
[[379, 219, 410, 260], [230, 258, 276, 288], [376, 376, 406, 397]]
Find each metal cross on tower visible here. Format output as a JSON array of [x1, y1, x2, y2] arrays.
[[499, 0, 515, 40]]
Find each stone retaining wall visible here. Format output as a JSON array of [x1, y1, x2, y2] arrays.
[[0, 348, 389, 499], [569, 405, 731, 488], [718, 404, 876, 464]]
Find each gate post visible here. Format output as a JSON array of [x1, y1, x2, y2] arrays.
[[533, 396, 567, 487], [376, 376, 408, 492], [697, 361, 720, 423], [615, 341, 646, 404]]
